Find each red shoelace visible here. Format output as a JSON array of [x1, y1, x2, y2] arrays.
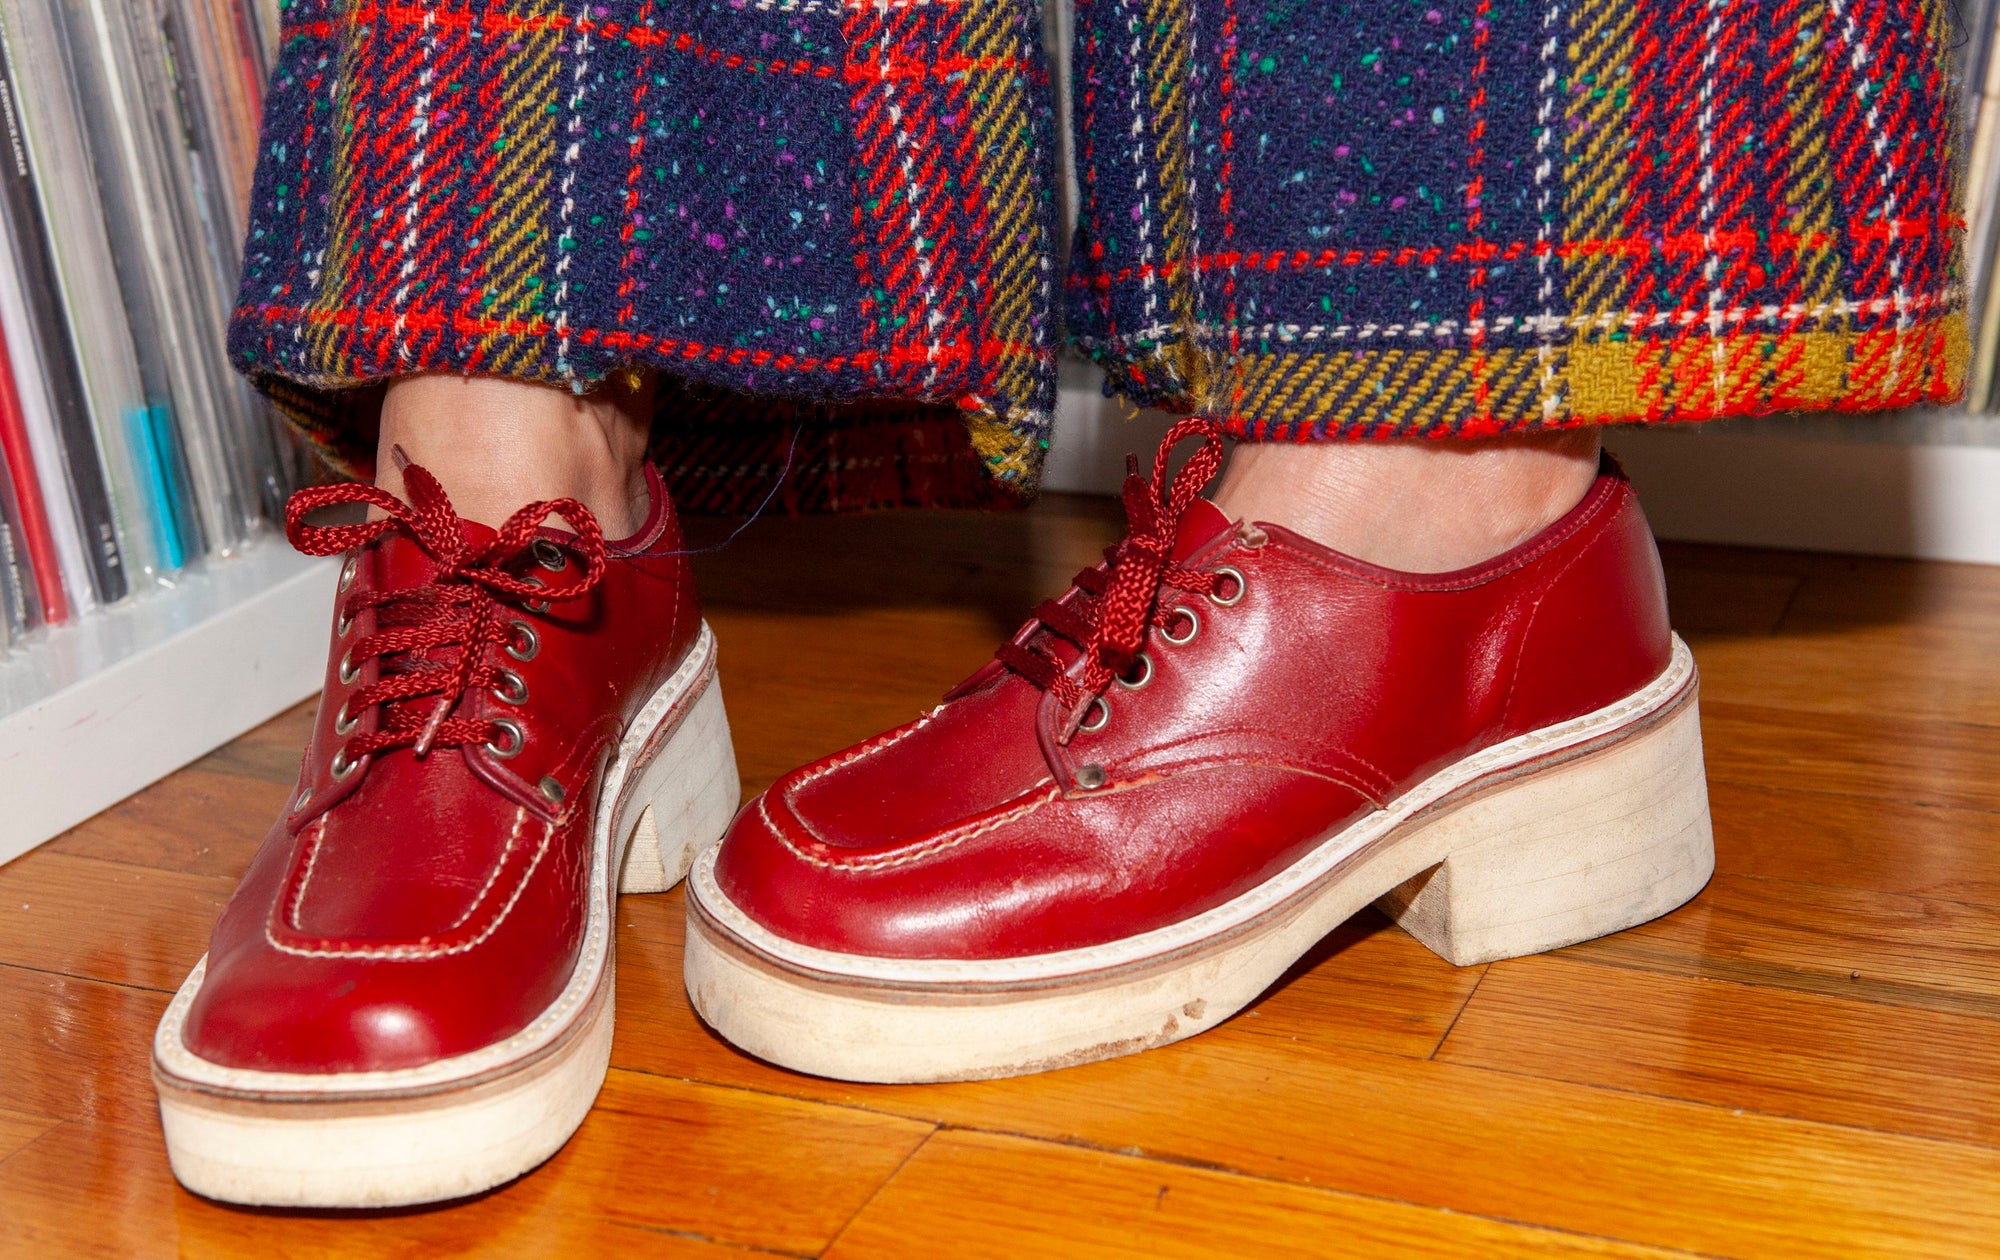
[[998, 417, 1229, 741], [285, 461, 609, 761]]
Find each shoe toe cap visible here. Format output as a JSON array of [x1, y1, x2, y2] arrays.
[[179, 950, 467, 1074]]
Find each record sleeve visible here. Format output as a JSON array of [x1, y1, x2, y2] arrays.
[[0, 21, 126, 605], [0, 299, 66, 621], [0, 439, 37, 644]]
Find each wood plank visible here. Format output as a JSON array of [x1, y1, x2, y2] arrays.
[[0, 1069, 930, 1258], [0, 1119, 787, 1260], [608, 892, 2000, 1259], [707, 608, 1008, 800], [826, 1129, 1693, 1260], [0, 852, 229, 990], [1216, 910, 1484, 1057], [190, 699, 316, 786], [1566, 873, 2000, 1019], [1692, 628, 2000, 729], [1438, 954, 2000, 1146], [1708, 781, 2000, 908], [0, 1108, 57, 1165], [1699, 701, 2000, 813], [1777, 552, 2000, 633], [518, 1068, 931, 1254], [0, 965, 169, 1134], [1661, 567, 1799, 636], [1682, 549, 2000, 732], [44, 768, 287, 877]]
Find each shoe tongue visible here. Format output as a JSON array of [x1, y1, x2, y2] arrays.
[[1013, 497, 1235, 677], [363, 520, 506, 723], [1173, 498, 1235, 561], [371, 518, 499, 588]]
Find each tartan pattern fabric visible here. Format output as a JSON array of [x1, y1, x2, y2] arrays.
[[1067, 0, 1966, 439], [232, 0, 1964, 506]]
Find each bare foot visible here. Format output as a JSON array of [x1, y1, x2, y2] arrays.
[[374, 372, 656, 536]]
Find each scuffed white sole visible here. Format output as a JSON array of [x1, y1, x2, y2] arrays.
[[153, 624, 739, 1208], [685, 639, 1712, 1084]]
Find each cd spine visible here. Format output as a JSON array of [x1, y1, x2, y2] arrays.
[[0, 17, 126, 605]]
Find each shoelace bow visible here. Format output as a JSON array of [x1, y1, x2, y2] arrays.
[[998, 417, 1228, 742], [285, 463, 609, 762]]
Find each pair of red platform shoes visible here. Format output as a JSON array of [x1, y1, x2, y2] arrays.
[[151, 421, 1712, 1207]]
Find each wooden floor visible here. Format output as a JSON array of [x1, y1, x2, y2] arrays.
[[3, 493, 1998, 1258]]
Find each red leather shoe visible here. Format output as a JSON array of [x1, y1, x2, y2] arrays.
[[687, 420, 1712, 1082], [152, 461, 738, 1206]]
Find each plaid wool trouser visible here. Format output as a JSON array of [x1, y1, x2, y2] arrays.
[[230, 0, 1965, 510]]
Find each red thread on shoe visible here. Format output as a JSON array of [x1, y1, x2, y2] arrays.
[[998, 417, 1227, 741], [285, 463, 609, 761]]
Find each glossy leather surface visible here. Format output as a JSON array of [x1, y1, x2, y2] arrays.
[[713, 466, 1673, 960], [182, 467, 701, 1074]]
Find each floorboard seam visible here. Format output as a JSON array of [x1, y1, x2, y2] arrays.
[[1428, 964, 1488, 1060], [0, 958, 179, 997], [1541, 937, 2000, 1020], [1431, 1056, 2000, 1153], [0, 850, 242, 885], [916, 1123, 1730, 1259], [815, 1122, 940, 1256], [616, 1220, 815, 1259]]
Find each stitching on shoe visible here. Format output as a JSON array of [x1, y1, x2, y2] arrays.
[[1497, 509, 1616, 733], [1263, 479, 1617, 593], [282, 816, 329, 929], [1080, 757, 1382, 801], [1100, 742, 1388, 804], [767, 786, 1060, 872], [284, 806, 531, 940], [695, 643, 1697, 986], [781, 709, 939, 804], [438, 807, 533, 933], [163, 636, 718, 1092], [266, 814, 558, 960]]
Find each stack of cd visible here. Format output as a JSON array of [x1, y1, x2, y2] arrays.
[[0, 0, 304, 654]]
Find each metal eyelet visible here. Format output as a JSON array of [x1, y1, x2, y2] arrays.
[[292, 786, 312, 812], [338, 649, 360, 685], [521, 575, 551, 615], [486, 718, 526, 759], [1207, 566, 1247, 608], [1115, 652, 1153, 691], [337, 556, 358, 593], [531, 538, 570, 573], [333, 701, 359, 736], [1075, 764, 1107, 790], [505, 621, 540, 662], [539, 775, 566, 804], [330, 747, 356, 780], [335, 606, 355, 636], [1161, 606, 1202, 646], [492, 669, 529, 706], [1077, 696, 1112, 733]]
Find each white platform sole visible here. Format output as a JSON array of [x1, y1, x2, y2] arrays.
[[685, 639, 1713, 1084], [153, 625, 739, 1208]]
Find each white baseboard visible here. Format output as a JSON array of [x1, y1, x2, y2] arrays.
[[0, 541, 338, 866], [1047, 371, 2000, 566], [1597, 427, 2000, 565]]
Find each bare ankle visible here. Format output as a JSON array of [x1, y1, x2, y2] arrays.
[[1210, 428, 1603, 573], [376, 373, 656, 536]]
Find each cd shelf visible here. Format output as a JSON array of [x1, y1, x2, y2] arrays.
[[0, 0, 319, 862], [0, 542, 334, 865]]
